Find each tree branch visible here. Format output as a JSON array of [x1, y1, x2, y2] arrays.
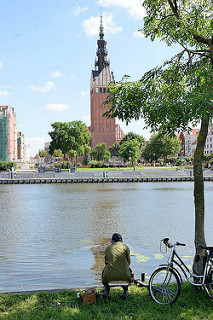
[[168, 0, 180, 18], [193, 34, 210, 46]]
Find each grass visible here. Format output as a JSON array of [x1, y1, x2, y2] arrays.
[[0, 283, 213, 319]]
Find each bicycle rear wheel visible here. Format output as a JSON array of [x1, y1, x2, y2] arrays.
[[149, 267, 181, 305], [206, 268, 213, 296]]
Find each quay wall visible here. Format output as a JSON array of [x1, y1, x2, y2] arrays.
[[0, 169, 213, 184]]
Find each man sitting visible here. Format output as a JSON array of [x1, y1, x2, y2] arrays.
[[102, 233, 132, 298]]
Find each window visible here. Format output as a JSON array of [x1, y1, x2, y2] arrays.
[[103, 88, 106, 93], [100, 88, 102, 93]]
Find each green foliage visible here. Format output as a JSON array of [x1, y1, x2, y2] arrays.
[[143, 134, 181, 163], [49, 121, 91, 157], [83, 153, 91, 166], [203, 153, 212, 162], [121, 132, 145, 148], [104, 1, 213, 133], [92, 143, 111, 162], [38, 149, 47, 158], [52, 149, 63, 158], [209, 159, 213, 166], [89, 160, 105, 168], [108, 142, 121, 157], [0, 161, 16, 171], [120, 139, 140, 165], [60, 161, 73, 169]]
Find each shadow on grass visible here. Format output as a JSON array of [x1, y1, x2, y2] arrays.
[[0, 283, 213, 319]]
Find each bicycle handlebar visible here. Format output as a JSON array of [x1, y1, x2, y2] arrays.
[[162, 238, 186, 247]]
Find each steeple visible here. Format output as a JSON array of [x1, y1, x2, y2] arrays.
[[95, 15, 110, 74], [99, 15, 104, 39]]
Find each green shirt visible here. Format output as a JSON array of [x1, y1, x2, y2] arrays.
[[102, 241, 131, 285]]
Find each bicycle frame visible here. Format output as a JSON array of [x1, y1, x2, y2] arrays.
[[161, 245, 209, 287]]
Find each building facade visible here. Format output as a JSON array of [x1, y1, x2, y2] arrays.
[[90, 17, 124, 149], [0, 106, 27, 163], [179, 126, 213, 157], [0, 106, 8, 162]]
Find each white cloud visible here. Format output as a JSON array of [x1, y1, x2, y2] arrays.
[[25, 137, 45, 157], [51, 71, 64, 78], [80, 89, 89, 96], [30, 81, 56, 92], [82, 115, 90, 124], [132, 30, 144, 38], [0, 90, 9, 96], [73, 5, 88, 16], [44, 104, 70, 112], [97, 0, 146, 20], [82, 12, 122, 37], [0, 62, 2, 70]]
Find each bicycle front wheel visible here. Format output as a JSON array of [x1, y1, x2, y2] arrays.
[[149, 267, 181, 305]]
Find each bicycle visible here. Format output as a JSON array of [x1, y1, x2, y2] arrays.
[[148, 237, 213, 305]]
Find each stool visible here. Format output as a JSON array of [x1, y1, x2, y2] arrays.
[[105, 281, 129, 308]]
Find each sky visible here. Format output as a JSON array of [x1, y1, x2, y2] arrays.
[[0, 0, 181, 156]]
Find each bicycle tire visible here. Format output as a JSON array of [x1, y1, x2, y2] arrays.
[[149, 267, 181, 305]]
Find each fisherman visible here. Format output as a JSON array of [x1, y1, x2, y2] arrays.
[[102, 233, 132, 297]]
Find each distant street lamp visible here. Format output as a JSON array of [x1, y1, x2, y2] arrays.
[[129, 150, 132, 170]]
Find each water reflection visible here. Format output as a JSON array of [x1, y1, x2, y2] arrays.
[[0, 182, 212, 292]]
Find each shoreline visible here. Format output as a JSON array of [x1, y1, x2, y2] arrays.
[[1, 168, 213, 184]]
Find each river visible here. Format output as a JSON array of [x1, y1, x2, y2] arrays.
[[0, 182, 213, 292]]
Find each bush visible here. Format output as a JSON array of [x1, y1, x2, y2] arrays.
[[185, 164, 193, 169], [209, 159, 213, 166], [77, 163, 82, 168], [61, 161, 73, 169], [89, 160, 105, 168], [0, 161, 17, 171]]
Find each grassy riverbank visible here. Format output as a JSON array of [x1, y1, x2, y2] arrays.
[[1, 283, 213, 319]]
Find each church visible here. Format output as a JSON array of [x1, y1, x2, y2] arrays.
[[89, 16, 124, 149]]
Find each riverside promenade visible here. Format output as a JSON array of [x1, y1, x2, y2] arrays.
[[0, 168, 213, 184]]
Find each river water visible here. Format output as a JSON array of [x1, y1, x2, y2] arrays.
[[0, 182, 213, 293]]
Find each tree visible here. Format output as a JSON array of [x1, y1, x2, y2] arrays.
[[109, 142, 121, 157], [52, 149, 63, 163], [104, 0, 213, 274], [38, 149, 47, 163], [48, 121, 91, 158], [121, 132, 145, 148], [92, 143, 111, 162], [120, 139, 140, 165], [83, 153, 91, 166], [52, 149, 63, 158], [143, 134, 181, 163]]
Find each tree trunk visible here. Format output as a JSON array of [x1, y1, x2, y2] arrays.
[[192, 114, 210, 275]]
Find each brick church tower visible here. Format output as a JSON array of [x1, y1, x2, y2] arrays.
[[90, 16, 124, 149]]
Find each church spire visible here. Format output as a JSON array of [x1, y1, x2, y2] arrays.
[[99, 15, 104, 39], [95, 15, 110, 74]]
